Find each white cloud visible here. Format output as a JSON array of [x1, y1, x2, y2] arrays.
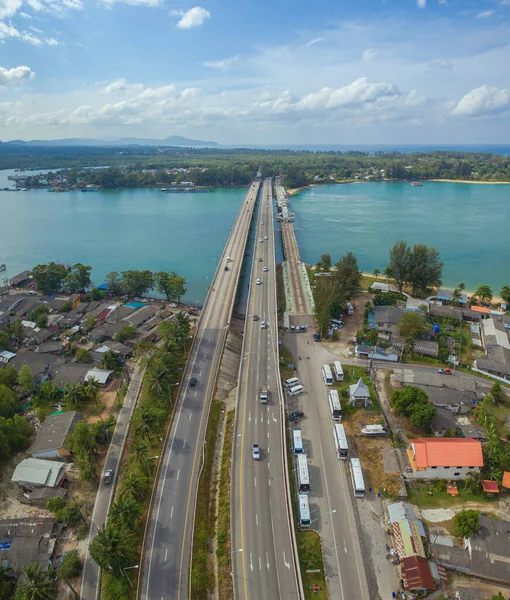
[[25, 0, 83, 14], [0, 64, 34, 86], [476, 10, 494, 18], [452, 84, 510, 117], [0, 21, 43, 44], [99, 0, 162, 5], [0, 0, 22, 18], [417, 0, 426, 8], [175, 6, 210, 29], [204, 55, 239, 70], [426, 58, 453, 72], [306, 37, 325, 48], [101, 78, 144, 93], [362, 48, 377, 61]]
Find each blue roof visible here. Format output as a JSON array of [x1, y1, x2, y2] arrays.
[[97, 283, 109, 290]]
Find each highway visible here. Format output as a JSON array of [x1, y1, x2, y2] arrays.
[[81, 363, 145, 600], [231, 178, 303, 600], [140, 180, 261, 600]]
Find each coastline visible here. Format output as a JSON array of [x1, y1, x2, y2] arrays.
[[287, 180, 359, 196], [429, 179, 510, 185]]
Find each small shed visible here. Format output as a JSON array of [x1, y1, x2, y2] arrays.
[[0, 350, 16, 364], [85, 368, 114, 385], [482, 480, 499, 496], [349, 377, 371, 407], [502, 471, 510, 489]]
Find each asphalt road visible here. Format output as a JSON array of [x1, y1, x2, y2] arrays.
[[81, 363, 145, 600], [283, 327, 371, 599], [231, 178, 303, 600], [140, 180, 260, 600]]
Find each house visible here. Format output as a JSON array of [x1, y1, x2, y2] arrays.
[[0, 350, 16, 364], [430, 407, 458, 436], [481, 317, 510, 350], [123, 305, 156, 327], [354, 345, 399, 362], [475, 346, 510, 380], [400, 556, 436, 592], [349, 377, 371, 407], [36, 341, 64, 355], [0, 295, 26, 324], [85, 367, 113, 385], [29, 411, 83, 460], [370, 282, 398, 293], [105, 304, 136, 323], [430, 288, 468, 305], [12, 458, 66, 488], [69, 293, 83, 309], [10, 351, 62, 383], [370, 306, 403, 340], [392, 337, 439, 358], [388, 502, 427, 561], [406, 438, 483, 480], [90, 321, 123, 342], [52, 362, 90, 388], [18, 486, 67, 507], [9, 269, 32, 288], [434, 515, 510, 585], [48, 297, 70, 312], [0, 518, 59, 574], [103, 341, 133, 357]]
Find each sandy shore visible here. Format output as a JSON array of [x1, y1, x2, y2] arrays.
[[286, 180, 360, 196], [429, 179, 510, 184]]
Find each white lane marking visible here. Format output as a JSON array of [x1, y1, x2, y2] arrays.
[[344, 538, 348, 554], [267, 419, 269, 425], [189, 413, 192, 420], [183, 438, 186, 448], [199, 369, 202, 375], [254, 477, 257, 487], [272, 413, 277, 423], [176, 469, 180, 481], [266, 552, 270, 570], [248, 411, 251, 423], [267, 462, 270, 469], [259, 556, 262, 570], [256, 514, 259, 526], [250, 553, 253, 572], [194, 391, 197, 397], [170, 506, 174, 519], [283, 551, 290, 569], [267, 432, 270, 438], [268, 478, 271, 487], [165, 549, 168, 561]]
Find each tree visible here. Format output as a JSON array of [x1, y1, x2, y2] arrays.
[[10, 318, 24, 345], [83, 378, 101, 406], [106, 271, 123, 295], [37, 381, 60, 403], [63, 383, 84, 408], [15, 563, 57, 600], [333, 251, 361, 304], [385, 241, 410, 295], [454, 509, 480, 538], [30, 305, 49, 329], [114, 324, 137, 343], [500, 285, 510, 307], [409, 402, 436, 428], [490, 381, 504, 404], [101, 350, 122, 372], [474, 285, 493, 305], [89, 524, 136, 579], [65, 263, 92, 293], [18, 365, 34, 395], [0, 385, 19, 418], [155, 271, 187, 303], [451, 287, 462, 305], [0, 565, 15, 599], [121, 270, 154, 298], [407, 244, 443, 295], [314, 278, 334, 336], [372, 268, 381, 277], [491, 593, 505, 600], [398, 311, 425, 340], [391, 385, 435, 428], [58, 550, 82, 581], [135, 406, 158, 440], [316, 253, 332, 272], [0, 330, 9, 351], [31, 262, 68, 294], [0, 365, 18, 388], [109, 495, 141, 527], [121, 471, 148, 500], [75, 348, 92, 363], [147, 364, 172, 398]]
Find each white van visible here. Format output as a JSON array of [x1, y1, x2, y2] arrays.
[[284, 377, 300, 388], [288, 384, 304, 397]]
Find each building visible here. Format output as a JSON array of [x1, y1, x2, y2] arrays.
[[430, 288, 468, 305], [392, 337, 439, 358], [370, 306, 403, 340], [122, 305, 157, 327], [10, 351, 62, 383], [36, 341, 64, 355], [0, 350, 16, 364], [0, 518, 59, 574], [401, 556, 436, 592], [12, 458, 66, 488], [29, 411, 83, 460], [9, 269, 32, 288], [85, 367, 113, 385], [354, 345, 399, 362], [52, 362, 90, 388], [407, 438, 483, 480], [349, 377, 371, 407], [388, 502, 427, 559]]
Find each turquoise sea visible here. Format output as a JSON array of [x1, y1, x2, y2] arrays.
[[291, 181, 510, 292], [1, 172, 509, 300]]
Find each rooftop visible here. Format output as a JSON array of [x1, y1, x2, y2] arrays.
[[52, 362, 90, 387], [411, 438, 484, 468], [401, 556, 435, 591], [29, 411, 83, 455], [12, 458, 66, 487], [0, 518, 58, 574]]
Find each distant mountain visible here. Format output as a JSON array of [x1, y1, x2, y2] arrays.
[[1, 135, 219, 147]]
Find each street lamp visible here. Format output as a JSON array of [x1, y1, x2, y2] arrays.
[[144, 454, 160, 476], [123, 565, 139, 589]]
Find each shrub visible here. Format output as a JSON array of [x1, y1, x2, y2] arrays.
[[58, 550, 82, 580], [454, 509, 480, 538]]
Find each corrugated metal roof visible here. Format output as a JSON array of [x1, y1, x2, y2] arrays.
[[12, 458, 65, 487]]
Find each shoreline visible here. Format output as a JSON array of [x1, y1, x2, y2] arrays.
[[429, 179, 510, 185]]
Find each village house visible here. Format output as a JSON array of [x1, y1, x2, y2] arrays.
[[9, 269, 32, 288], [349, 377, 371, 407], [369, 306, 403, 341], [430, 288, 468, 305], [52, 362, 91, 388], [354, 345, 399, 362], [12, 458, 66, 488], [10, 351, 62, 383], [406, 438, 483, 480], [29, 411, 83, 460], [122, 305, 157, 328]]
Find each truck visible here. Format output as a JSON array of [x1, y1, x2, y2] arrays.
[[346, 302, 354, 315], [259, 386, 269, 404]]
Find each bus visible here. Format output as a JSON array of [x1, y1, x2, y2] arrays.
[[328, 389, 342, 421], [349, 458, 365, 497], [293, 429, 304, 454], [296, 453, 310, 494], [322, 364, 333, 386], [333, 361, 344, 382], [333, 424, 349, 460], [298, 493, 311, 527]]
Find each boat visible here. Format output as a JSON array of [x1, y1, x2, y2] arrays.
[[0, 264, 6, 271], [410, 182, 423, 187]]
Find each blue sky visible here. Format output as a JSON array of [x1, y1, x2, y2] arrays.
[[1, 0, 510, 144]]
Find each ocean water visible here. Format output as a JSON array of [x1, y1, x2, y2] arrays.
[[291, 182, 510, 292], [219, 144, 510, 155]]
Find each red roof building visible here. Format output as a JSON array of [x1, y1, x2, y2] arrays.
[[401, 556, 435, 591], [482, 480, 499, 494], [407, 438, 483, 480]]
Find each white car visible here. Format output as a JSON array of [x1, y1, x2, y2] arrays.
[[261, 221, 264, 225], [252, 444, 261, 460], [263, 266, 268, 272], [264, 235, 268, 240], [259, 237, 263, 243], [261, 320, 266, 329], [256, 278, 261, 285]]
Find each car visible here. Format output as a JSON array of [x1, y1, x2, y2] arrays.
[[263, 266, 268, 272], [224, 266, 229, 271], [288, 411, 304, 422], [258, 257, 263, 262], [264, 235, 268, 240], [261, 221, 264, 225], [252, 444, 261, 460], [313, 333, 321, 341], [261, 320, 266, 329], [104, 469, 113, 485], [259, 237, 263, 243], [256, 278, 261, 285], [438, 368, 453, 375], [253, 314, 259, 321], [300, 325, 306, 332], [190, 377, 198, 387]]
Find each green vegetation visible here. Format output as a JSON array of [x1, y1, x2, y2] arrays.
[[296, 531, 328, 600], [473, 284, 493, 305], [454, 509, 480, 538], [75, 348, 92, 363], [58, 550, 82, 581], [0, 370, 33, 459], [66, 417, 115, 481], [154, 271, 186, 303], [13, 564, 57, 600], [385, 240, 443, 296], [114, 324, 137, 343], [17, 364, 34, 395], [406, 481, 497, 508], [391, 386, 436, 428], [473, 396, 510, 481], [45, 497, 83, 526]]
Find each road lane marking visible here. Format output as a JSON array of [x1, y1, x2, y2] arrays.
[[189, 413, 192, 420], [183, 438, 186, 447], [248, 411, 251, 423], [170, 506, 174, 519], [176, 469, 180, 481], [194, 391, 197, 397], [165, 549, 168, 561], [256, 514, 259, 526], [266, 552, 270, 570], [259, 556, 262, 570], [250, 553, 253, 572], [254, 476, 257, 487], [283, 551, 290, 569]]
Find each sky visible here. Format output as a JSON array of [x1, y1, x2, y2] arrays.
[[1, 0, 510, 144]]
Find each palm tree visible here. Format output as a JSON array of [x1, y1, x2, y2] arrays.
[[174, 311, 190, 332], [90, 524, 135, 578], [372, 268, 381, 278], [148, 365, 171, 398], [132, 442, 149, 466], [37, 381, 60, 403], [84, 377, 101, 406], [121, 471, 147, 500], [136, 406, 158, 440], [474, 285, 493, 306], [451, 288, 462, 306], [20, 563, 57, 600], [109, 495, 141, 526], [63, 382, 83, 408]]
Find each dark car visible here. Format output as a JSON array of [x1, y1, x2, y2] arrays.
[[288, 411, 304, 422], [104, 469, 113, 485], [190, 377, 198, 387], [253, 314, 259, 321], [313, 333, 321, 342], [224, 266, 229, 271]]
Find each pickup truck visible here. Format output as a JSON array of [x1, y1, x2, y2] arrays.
[[259, 386, 269, 404]]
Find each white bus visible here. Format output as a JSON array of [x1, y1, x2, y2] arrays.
[[296, 453, 310, 494], [349, 457, 365, 497], [298, 493, 311, 528], [333, 361, 344, 382], [322, 364, 333, 386], [333, 424, 349, 460], [293, 429, 304, 454], [328, 389, 342, 421]]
